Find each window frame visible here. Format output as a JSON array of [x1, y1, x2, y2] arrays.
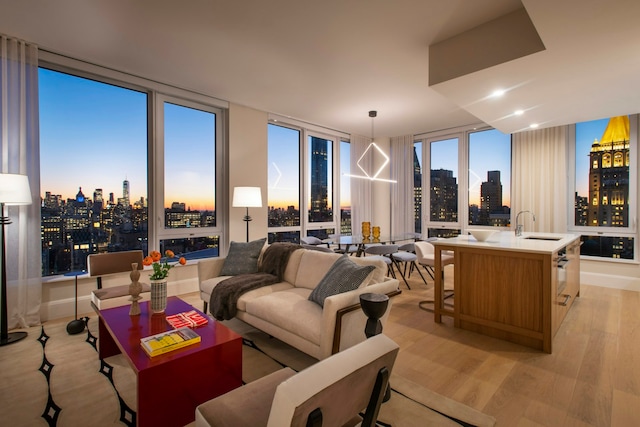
[[38, 51, 229, 276], [152, 94, 225, 245], [416, 124, 512, 237], [567, 114, 638, 262], [267, 116, 349, 241]]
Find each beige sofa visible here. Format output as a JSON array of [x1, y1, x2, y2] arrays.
[[198, 248, 400, 360]]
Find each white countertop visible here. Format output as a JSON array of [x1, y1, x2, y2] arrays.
[[431, 231, 580, 254]]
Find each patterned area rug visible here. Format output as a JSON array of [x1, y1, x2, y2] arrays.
[[0, 315, 495, 427]]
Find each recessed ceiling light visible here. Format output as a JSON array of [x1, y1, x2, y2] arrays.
[[529, 123, 539, 128], [514, 110, 524, 116], [491, 89, 505, 98]]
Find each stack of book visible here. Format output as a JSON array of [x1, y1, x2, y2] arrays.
[[140, 327, 201, 357], [165, 310, 209, 329]]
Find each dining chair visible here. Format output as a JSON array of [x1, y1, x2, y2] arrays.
[[363, 244, 410, 289], [414, 240, 454, 311], [393, 242, 427, 285]]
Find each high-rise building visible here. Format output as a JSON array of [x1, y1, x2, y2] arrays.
[[413, 148, 422, 233], [430, 169, 458, 223], [587, 116, 629, 227], [309, 137, 330, 222], [123, 179, 130, 207], [479, 170, 503, 224]]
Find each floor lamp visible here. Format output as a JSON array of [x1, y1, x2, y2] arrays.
[[0, 173, 32, 346], [232, 187, 262, 242]]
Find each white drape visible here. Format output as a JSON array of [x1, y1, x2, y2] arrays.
[[390, 134, 414, 236], [350, 135, 372, 234], [1, 35, 41, 328], [512, 126, 568, 233]]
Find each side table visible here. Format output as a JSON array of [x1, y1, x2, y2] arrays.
[[359, 292, 389, 338]]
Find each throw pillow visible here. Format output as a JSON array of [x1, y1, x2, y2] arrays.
[[308, 255, 375, 307], [220, 238, 267, 276]]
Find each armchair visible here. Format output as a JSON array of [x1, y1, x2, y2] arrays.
[[195, 334, 399, 427]]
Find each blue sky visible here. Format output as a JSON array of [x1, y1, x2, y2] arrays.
[[39, 66, 608, 212], [39, 68, 216, 211]]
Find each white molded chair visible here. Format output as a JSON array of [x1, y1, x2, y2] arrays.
[[195, 334, 400, 427], [414, 240, 455, 311]]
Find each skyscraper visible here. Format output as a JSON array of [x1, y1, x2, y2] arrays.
[[413, 147, 422, 232], [479, 170, 503, 225], [588, 116, 629, 227], [309, 137, 330, 222], [123, 179, 130, 207]]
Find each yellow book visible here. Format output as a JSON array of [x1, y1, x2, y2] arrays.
[[140, 326, 201, 357]]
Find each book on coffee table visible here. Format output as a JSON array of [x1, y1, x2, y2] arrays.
[[140, 326, 201, 357], [165, 310, 209, 329]]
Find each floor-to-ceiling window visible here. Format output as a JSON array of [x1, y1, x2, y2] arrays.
[[39, 69, 148, 275], [416, 125, 511, 238], [39, 59, 226, 276], [468, 129, 511, 227], [157, 98, 222, 259], [267, 123, 301, 242], [570, 115, 636, 259], [267, 119, 348, 242]]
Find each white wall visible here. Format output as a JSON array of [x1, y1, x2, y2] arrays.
[[228, 104, 268, 243]]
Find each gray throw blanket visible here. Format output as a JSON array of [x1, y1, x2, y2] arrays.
[[209, 242, 302, 320]]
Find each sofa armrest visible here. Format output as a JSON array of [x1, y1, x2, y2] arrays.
[[319, 277, 400, 359], [197, 257, 226, 282]]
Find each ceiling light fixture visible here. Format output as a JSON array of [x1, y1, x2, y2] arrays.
[[529, 123, 539, 129], [514, 109, 524, 116], [343, 111, 397, 183], [491, 89, 505, 98]]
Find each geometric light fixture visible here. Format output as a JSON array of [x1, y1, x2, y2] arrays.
[[344, 111, 397, 183]]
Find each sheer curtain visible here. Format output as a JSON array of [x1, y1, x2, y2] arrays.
[[512, 126, 568, 233], [1, 35, 41, 328], [390, 134, 414, 236], [350, 134, 372, 234]]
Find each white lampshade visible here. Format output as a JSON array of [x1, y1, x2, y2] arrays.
[[232, 187, 262, 208], [0, 174, 32, 205]]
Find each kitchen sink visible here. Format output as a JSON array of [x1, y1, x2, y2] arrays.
[[524, 236, 561, 241]]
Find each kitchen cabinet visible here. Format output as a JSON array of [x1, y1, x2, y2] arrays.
[[432, 232, 580, 353]]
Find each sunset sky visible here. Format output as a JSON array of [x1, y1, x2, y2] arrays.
[[39, 67, 602, 214]]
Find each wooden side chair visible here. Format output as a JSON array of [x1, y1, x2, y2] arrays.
[[87, 250, 147, 311], [195, 334, 400, 427]]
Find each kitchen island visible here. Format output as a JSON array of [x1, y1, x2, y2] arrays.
[[431, 231, 580, 353]]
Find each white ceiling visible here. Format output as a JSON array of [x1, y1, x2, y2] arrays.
[[1, 0, 639, 137]]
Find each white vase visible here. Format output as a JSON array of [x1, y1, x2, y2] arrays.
[[150, 279, 168, 313]]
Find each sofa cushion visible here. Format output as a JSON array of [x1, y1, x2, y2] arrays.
[[245, 288, 321, 344], [308, 255, 376, 307], [293, 250, 342, 289], [220, 238, 266, 276]]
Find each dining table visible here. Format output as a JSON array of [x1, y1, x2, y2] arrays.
[[323, 233, 421, 257]]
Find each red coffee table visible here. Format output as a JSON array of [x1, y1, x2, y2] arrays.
[[97, 296, 242, 427]]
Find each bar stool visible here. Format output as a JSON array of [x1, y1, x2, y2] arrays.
[[414, 240, 454, 311]]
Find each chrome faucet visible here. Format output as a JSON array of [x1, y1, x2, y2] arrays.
[[515, 210, 536, 236]]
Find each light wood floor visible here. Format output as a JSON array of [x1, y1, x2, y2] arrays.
[[82, 274, 640, 426], [381, 275, 640, 427]]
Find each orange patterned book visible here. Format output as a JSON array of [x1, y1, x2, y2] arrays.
[[165, 310, 209, 329]]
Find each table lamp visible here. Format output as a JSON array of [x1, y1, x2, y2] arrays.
[[232, 187, 262, 242], [0, 173, 32, 346]]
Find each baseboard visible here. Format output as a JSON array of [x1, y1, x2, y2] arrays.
[[581, 271, 640, 292]]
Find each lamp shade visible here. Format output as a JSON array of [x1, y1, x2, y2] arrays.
[[0, 174, 32, 205], [232, 187, 262, 208]]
